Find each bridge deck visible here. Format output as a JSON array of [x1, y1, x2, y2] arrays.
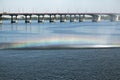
[[0, 13, 120, 15]]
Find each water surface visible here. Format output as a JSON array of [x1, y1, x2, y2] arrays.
[[0, 21, 120, 49]]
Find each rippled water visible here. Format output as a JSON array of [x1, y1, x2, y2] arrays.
[[0, 20, 120, 49], [0, 49, 120, 80]]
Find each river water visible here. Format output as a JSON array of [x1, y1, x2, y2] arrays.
[[0, 21, 120, 80], [0, 20, 120, 49]]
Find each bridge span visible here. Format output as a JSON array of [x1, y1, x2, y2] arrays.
[[0, 12, 120, 23]]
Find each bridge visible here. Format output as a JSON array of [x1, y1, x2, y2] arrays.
[[0, 12, 120, 23]]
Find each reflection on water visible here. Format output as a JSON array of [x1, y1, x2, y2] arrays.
[[0, 20, 120, 49]]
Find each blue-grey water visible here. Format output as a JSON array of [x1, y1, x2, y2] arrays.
[[0, 21, 120, 80], [0, 49, 120, 80], [0, 20, 120, 49]]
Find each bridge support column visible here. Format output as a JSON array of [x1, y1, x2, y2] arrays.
[[38, 15, 44, 23], [53, 15, 56, 22], [70, 15, 72, 22], [74, 15, 77, 22], [115, 15, 119, 21], [70, 15, 74, 22], [79, 15, 85, 22], [0, 15, 2, 24], [64, 15, 67, 22], [60, 15, 67, 22], [92, 15, 101, 22], [97, 15, 101, 22], [70, 15, 77, 22], [25, 15, 27, 23], [11, 15, 17, 23], [60, 15, 63, 22], [50, 15, 56, 22], [11, 15, 13, 23], [25, 15, 32, 23], [110, 15, 119, 22]]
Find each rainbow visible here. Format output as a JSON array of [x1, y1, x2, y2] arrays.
[[1, 35, 120, 49], [10, 36, 106, 48]]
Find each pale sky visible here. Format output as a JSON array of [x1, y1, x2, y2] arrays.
[[0, 0, 120, 13]]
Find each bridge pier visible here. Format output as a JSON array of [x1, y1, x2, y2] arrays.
[[11, 15, 18, 23], [0, 15, 2, 24], [25, 15, 32, 23], [116, 15, 119, 21], [50, 15, 56, 22], [110, 15, 119, 22], [70, 15, 77, 22], [70, 15, 72, 22], [38, 15, 44, 23], [79, 15, 85, 22], [92, 15, 101, 22], [60, 15, 67, 22], [97, 15, 101, 22], [114, 15, 119, 21]]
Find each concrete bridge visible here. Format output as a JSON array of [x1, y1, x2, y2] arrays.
[[0, 12, 120, 23]]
